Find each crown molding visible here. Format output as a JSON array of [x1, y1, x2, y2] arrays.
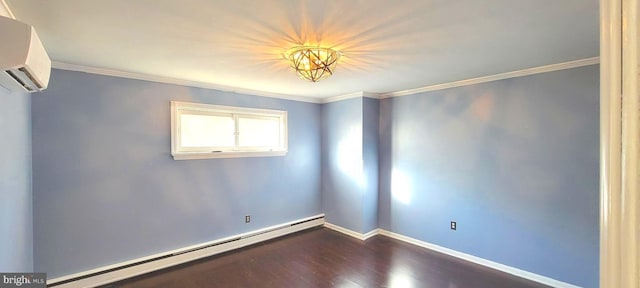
[[379, 57, 600, 99], [51, 62, 323, 104], [0, 0, 16, 19], [322, 91, 381, 103], [362, 92, 382, 99], [52, 57, 598, 104]]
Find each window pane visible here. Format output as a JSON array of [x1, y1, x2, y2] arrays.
[[238, 117, 280, 148], [180, 114, 234, 147]]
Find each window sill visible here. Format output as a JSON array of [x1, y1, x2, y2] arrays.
[[172, 150, 287, 160]]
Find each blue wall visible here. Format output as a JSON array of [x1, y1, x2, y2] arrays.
[[321, 97, 379, 234], [378, 65, 599, 287], [362, 98, 379, 233], [31, 69, 322, 278], [322, 97, 364, 232], [0, 88, 33, 272], [28, 65, 599, 286]]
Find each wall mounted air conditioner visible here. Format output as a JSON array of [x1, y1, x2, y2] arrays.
[[0, 16, 51, 93]]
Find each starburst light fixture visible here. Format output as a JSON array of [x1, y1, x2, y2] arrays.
[[284, 46, 340, 82]]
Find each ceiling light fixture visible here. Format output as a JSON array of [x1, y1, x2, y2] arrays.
[[285, 46, 340, 82]]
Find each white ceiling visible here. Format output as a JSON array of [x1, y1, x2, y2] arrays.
[[5, 0, 599, 100]]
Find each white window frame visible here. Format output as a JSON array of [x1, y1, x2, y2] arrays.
[[171, 101, 288, 160]]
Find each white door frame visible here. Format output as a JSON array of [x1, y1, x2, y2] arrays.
[[600, 0, 639, 287]]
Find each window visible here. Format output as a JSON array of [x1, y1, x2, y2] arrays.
[[171, 101, 287, 160]]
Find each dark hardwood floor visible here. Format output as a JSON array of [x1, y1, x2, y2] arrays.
[[102, 227, 550, 288]]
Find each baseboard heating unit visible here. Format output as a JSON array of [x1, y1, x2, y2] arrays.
[[47, 214, 325, 288]]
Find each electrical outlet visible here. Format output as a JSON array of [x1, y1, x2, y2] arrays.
[[450, 221, 456, 230], [245, 215, 251, 223]]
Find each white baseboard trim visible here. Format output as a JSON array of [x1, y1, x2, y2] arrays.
[[361, 228, 381, 240], [377, 230, 581, 288], [323, 222, 378, 240], [325, 223, 581, 288], [48, 214, 325, 288]]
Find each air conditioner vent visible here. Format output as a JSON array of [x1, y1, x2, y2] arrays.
[[4, 68, 41, 92]]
